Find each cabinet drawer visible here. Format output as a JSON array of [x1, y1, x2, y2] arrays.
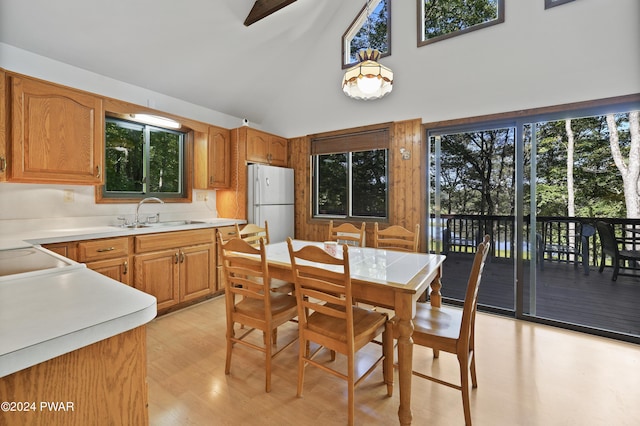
[[217, 226, 237, 242], [77, 237, 130, 262], [135, 229, 215, 254]]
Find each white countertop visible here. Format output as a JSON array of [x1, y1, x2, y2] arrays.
[[0, 265, 157, 377], [7, 217, 242, 247], [0, 217, 242, 377]]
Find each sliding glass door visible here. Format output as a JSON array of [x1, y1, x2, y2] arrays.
[[427, 101, 640, 342], [428, 124, 517, 312]]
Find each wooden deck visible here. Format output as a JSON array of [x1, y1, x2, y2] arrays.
[[440, 253, 640, 338]]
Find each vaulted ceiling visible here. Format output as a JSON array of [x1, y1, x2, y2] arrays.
[[0, 0, 351, 126]]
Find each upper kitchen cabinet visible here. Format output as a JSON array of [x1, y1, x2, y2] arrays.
[[0, 69, 7, 182], [246, 128, 288, 166], [10, 75, 104, 184], [194, 125, 231, 189]]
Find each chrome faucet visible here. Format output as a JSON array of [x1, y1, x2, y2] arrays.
[[135, 197, 164, 225]]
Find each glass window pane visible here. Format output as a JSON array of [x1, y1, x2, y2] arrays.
[[317, 153, 347, 215], [105, 120, 144, 192], [149, 128, 181, 194], [420, 0, 504, 45], [351, 150, 387, 217], [343, 0, 390, 66]]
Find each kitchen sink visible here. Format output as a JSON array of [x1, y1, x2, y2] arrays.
[[122, 220, 205, 229], [149, 220, 205, 227]]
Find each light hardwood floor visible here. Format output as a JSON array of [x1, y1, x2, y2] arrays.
[[147, 296, 640, 426]]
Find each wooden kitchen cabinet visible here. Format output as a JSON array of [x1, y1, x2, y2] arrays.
[[194, 125, 231, 189], [246, 128, 288, 166], [42, 241, 78, 261], [77, 237, 132, 286], [10, 75, 104, 184], [134, 229, 215, 311]]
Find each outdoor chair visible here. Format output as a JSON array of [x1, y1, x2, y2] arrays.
[[595, 220, 640, 281], [538, 219, 595, 275]]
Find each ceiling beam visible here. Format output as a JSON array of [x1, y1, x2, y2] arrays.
[[244, 0, 297, 26]]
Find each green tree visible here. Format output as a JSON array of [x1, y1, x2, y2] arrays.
[[423, 0, 499, 40]]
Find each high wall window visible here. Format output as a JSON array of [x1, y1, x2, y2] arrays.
[[312, 128, 389, 219], [342, 0, 391, 68], [103, 117, 186, 199], [418, 0, 504, 46]]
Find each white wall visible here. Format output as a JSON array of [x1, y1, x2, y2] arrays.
[[265, 0, 640, 137], [0, 0, 638, 224], [0, 183, 218, 227]]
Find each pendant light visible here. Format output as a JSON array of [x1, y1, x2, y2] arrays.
[[342, 0, 393, 100]]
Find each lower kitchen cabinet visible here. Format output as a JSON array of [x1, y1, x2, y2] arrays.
[[77, 236, 131, 286], [86, 257, 131, 286], [134, 229, 215, 311]]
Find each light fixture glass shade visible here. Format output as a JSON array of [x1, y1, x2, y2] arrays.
[[342, 49, 393, 100]]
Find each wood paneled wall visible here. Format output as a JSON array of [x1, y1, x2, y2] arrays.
[[290, 119, 427, 250]]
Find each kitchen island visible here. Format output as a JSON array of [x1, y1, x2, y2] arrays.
[[0, 218, 241, 425], [0, 252, 157, 425]]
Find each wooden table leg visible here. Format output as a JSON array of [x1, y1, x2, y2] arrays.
[[396, 296, 415, 426], [429, 267, 443, 308]]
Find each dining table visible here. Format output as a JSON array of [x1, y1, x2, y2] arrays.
[[263, 239, 447, 426]]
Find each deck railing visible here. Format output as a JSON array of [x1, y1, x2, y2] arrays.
[[429, 214, 640, 269]]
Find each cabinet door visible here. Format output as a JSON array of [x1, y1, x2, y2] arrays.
[[42, 242, 78, 261], [87, 257, 131, 286], [207, 126, 231, 188], [134, 249, 180, 310], [246, 129, 270, 163], [0, 69, 7, 182], [268, 135, 288, 166], [179, 244, 214, 302], [11, 76, 104, 184]]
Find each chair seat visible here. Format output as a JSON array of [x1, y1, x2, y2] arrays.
[[307, 306, 387, 346], [412, 304, 462, 341], [271, 278, 295, 294], [236, 293, 297, 318], [619, 249, 640, 260]]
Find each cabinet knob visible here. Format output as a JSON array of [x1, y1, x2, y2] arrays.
[[123, 261, 128, 275], [96, 165, 101, 178], [0, 157, 6, 173]]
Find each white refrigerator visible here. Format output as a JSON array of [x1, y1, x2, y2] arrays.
[[247, 164, 295, 243]]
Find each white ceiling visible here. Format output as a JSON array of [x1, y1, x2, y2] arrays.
[[2, 1, 639, 138], [0, 0, 350, 126]]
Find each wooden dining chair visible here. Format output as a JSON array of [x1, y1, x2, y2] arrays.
[[235, 221, 294, 294], [328, 220, 366, 247], [392, 235, 490, 426], [286, 238, 393, 426], [217, 234, 298, 393], [235, 221, 270, 246], [373, 223, 420, 252]]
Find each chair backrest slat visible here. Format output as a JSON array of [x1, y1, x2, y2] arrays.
[[236, 222, 270, 247], [373, 223, 420, 252], [328, 220, 366, 247], [218, 235, 271, 309], [287, 238, 354, 339]]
